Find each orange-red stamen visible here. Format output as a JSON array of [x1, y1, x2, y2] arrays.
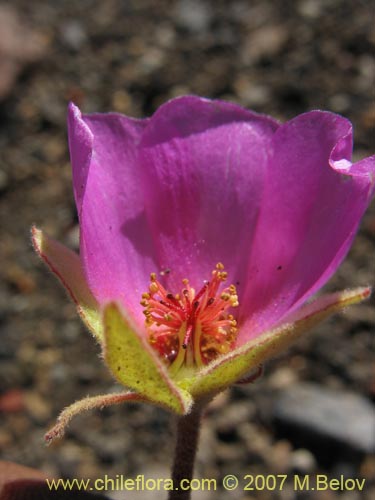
[[141, 263, 239, 373]]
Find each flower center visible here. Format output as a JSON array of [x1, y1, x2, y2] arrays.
[[140, 263, 239, 375]]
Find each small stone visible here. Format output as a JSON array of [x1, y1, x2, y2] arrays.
[[139, 48, 165, 74], [112, 90, 132, 114], [267, 366, 298, 389], [265, 439, 292, 474], [175, 0, 212, 33], [207, 390, 230, 412], [241, 25, 288, 64], [273, 383, 375, 463], [298, 0, 323, 18], [5, 265, 36, 294], [239, 422, 272, 463], [233, 77, 270, 107], [155, 25, 176, 48], [50, 363, 69, 384], [24, 392, 51, 423], [0, 5, 47, 100], [290, 448, 317, 473], [78, 430, 131, 462], [56, 442, 86, 477], [329, 93, 350, 113], [0, 389, 25, 413], [360, 455, 375, 479], [60, 20, 87, 50], [216, 402, 254, 430]]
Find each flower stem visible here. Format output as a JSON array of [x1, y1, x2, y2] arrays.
[[168, 407, 203, 500]]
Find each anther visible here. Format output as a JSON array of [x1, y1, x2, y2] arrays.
[[142, 263, 239, 370]]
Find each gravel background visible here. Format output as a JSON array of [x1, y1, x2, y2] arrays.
[[0, 1, 374, 499]]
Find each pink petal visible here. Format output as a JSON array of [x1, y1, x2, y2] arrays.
[[239, 111, 375, 341], [68, 99, 373, 342], [68, 103, 156, 320], [138, 95, 279, 292]]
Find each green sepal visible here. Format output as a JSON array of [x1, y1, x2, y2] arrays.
[[182, 287, 370, 397], [103, 302, 193, 415], [31, 226, 102, 342]]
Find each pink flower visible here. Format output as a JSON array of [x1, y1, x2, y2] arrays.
[[32, 96, 374, 441]]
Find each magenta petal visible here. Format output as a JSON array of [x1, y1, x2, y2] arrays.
[[68, 104, 156, 320], [68, 99, 373, 342], [138, 96, 279, 291], [239, 111, 375, 340], [67, 102, 93, 214]]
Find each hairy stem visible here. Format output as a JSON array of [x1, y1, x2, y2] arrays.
[[168, 407, 203, 500]]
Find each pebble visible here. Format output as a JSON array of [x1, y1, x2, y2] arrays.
[[241, 25, 288, 64], [267, 366, 299, 390], [175, 0, 212, 33], [215, 401, 254, 432], [0, 389, 25, 413], [0, 5, 47, 100], [273, 383, 375, 461], [298, 0, 324, 18], [265, 439, 292, 474], [60, 20, 87, 50], [55, 442, 86, 477], [24, 392, 51, 423], [290, 448, 317, 473], [329, 93, 351, 113], [233, 77, 271, 107], [49, 363, 69, 384]]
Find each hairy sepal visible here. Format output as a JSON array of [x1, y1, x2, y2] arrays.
[[182, 287, 370, 397], [45, 392, 144, 444], [103, 303, 193, 415], [31, 226, 102, 342]]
